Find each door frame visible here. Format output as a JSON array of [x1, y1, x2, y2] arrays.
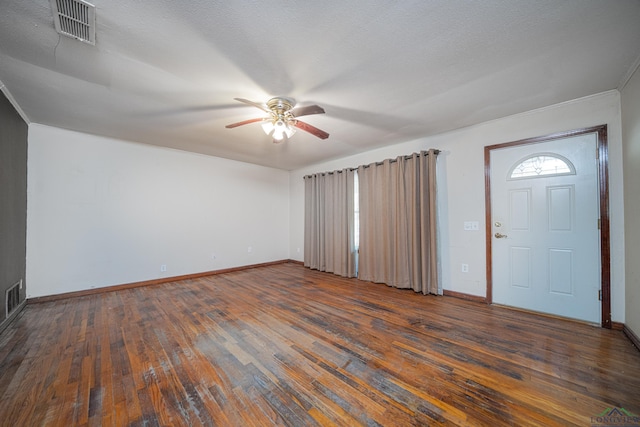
[[484, 125, 611, 328]]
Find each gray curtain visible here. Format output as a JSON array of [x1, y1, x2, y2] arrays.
[[357, 150, 439, 294], [304, 168, 356, 277]]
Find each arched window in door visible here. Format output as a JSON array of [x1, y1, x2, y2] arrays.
[[508, 153, 575, 180]]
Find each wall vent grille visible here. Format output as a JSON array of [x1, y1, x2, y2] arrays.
[[6, 280, 21, 318], [50, 0, 96, 45]]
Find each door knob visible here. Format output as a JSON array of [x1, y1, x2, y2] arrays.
[[494, 233, 508, 239]]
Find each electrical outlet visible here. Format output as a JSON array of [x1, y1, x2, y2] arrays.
[[296, 248, 301, 253], [248, 246, 252, 253], [211, 253, 216, 260], [461, 263, 469, 273], [160, 264, 167, 272]]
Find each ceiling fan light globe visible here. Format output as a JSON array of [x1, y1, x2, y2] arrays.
[[272, 127, 285, 141], [261, 121, 275, 136], [284, 125, 296, 138]]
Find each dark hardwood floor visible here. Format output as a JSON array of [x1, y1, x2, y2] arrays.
[[0, 263, 639, 426]]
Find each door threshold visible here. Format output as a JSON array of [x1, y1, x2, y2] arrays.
[[491, 303, 601, 327]]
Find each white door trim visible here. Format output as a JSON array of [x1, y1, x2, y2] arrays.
[[484, 125, 611, 328]]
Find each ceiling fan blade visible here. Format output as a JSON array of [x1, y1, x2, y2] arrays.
[[225, 117, 264, 128], [290, 104, 325, 117], [294, 120, 329, 139], [233, 98, 270, 113]]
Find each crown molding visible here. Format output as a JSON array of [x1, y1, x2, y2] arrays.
[[618, 53, 640, 92], [0, 79, 30, 125]]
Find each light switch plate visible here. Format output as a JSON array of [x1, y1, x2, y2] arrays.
[[464, 221, 479, 231]]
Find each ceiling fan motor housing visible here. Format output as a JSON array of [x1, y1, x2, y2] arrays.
[[267, 97, 295, 112], [267, 97, 297, 130]]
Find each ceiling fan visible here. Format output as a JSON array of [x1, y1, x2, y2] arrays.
[[225, 97, 329, 143]]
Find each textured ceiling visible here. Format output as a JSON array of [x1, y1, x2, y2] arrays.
[[1, 1, 639, 170]]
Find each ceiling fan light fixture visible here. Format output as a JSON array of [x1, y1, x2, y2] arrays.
[[262, 118, 296, 141]]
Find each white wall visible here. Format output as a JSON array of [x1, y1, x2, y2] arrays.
[[621, 66, 640, 336], [289, 91, 626, 322], [27, 124, 290, 298]]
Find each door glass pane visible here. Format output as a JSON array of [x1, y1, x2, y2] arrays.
[[508, 153, 575, 179]]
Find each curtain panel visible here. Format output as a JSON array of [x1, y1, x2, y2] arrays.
[[304, 169, 356, 278], [357, 149, 439, 294]]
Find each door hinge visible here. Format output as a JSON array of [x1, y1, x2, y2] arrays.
[[598, 218, 601, 229], [598, 290, 602, 301]]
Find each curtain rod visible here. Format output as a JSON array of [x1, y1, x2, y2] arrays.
[[303, 149, 440, 179]]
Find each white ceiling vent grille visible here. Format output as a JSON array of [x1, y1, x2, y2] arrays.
[[50, 0, 96, 45]]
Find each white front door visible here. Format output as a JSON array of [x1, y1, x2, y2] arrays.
[[490, 133, 600, 323]]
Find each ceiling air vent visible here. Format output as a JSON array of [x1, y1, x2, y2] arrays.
[[50, 0, 96, 45]]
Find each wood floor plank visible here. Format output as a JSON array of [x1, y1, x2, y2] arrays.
[[1, 263, 639, 426]]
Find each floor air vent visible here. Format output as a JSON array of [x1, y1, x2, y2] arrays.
[[6, 281, 21, 318], [50, 0, 96, 45]]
